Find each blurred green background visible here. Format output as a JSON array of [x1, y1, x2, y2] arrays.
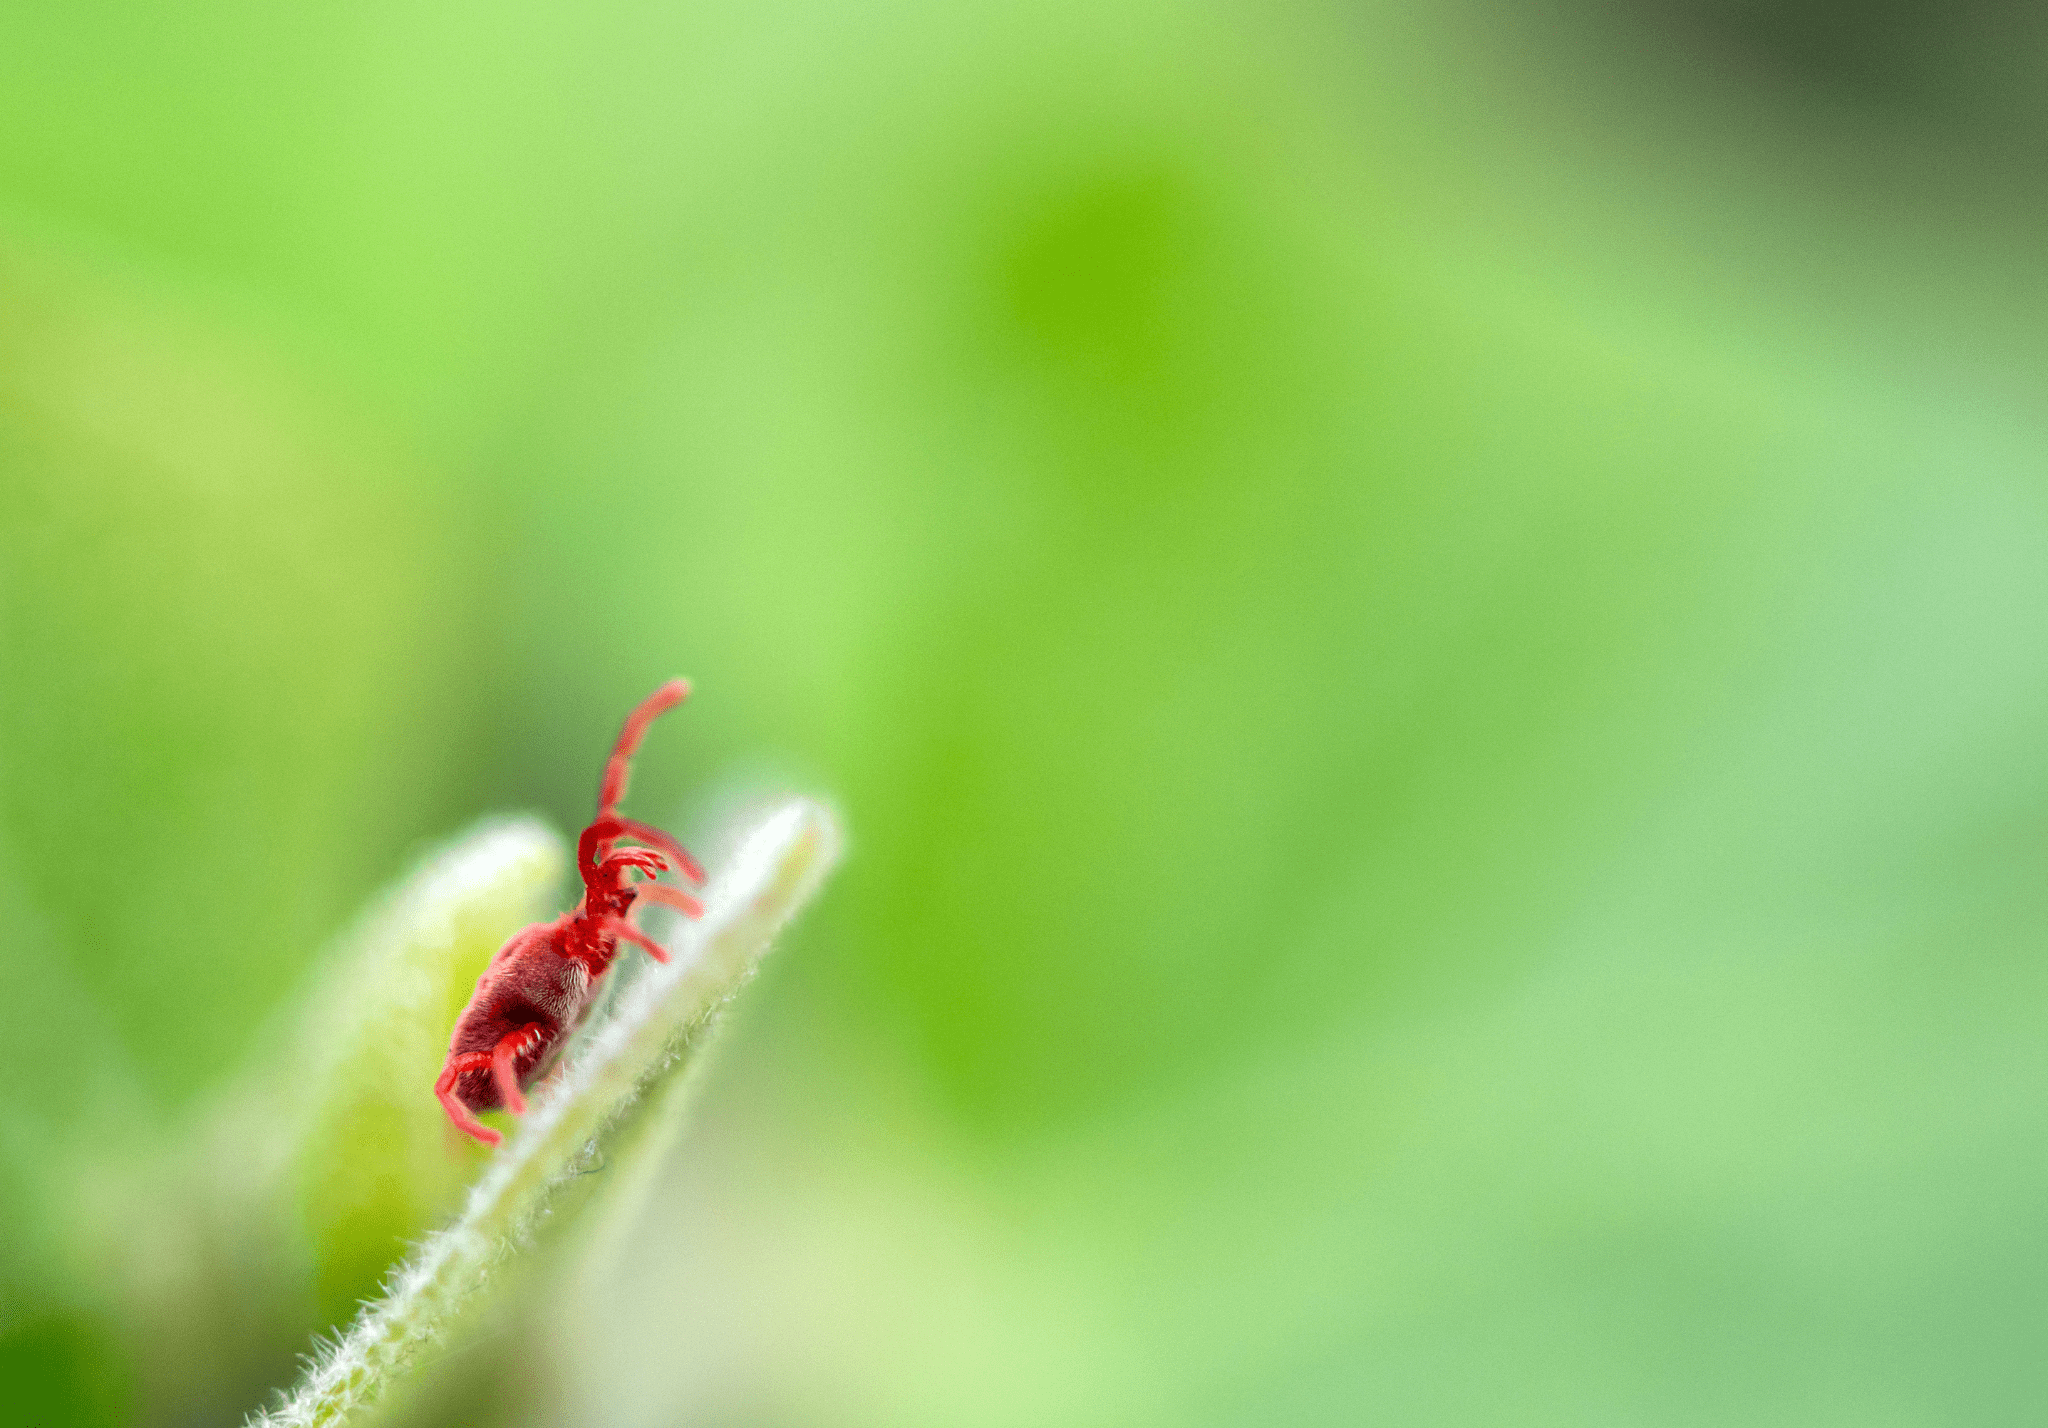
[[5, 0, 2048, 1423]]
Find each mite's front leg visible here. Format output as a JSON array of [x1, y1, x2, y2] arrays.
[[636, 881, 704, 918], [605, 917, 671, 964], [581, 813, 706, 884]]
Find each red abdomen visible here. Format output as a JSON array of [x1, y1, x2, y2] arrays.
[[446, 946, 593, 1111]]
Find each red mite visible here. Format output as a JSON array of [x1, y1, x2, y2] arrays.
[[436, 680, 706, 1146]]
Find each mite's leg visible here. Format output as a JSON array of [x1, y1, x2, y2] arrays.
[[636, 881, 704, 919], [436, 1054, 499, 1146], [605, 917, 671, 964], [579, 814, 706, 886], [490, 1024, 548, 1116], [610, 816, 706, 884], [598, 680, 690, 813], [597, 847, 670, 881]]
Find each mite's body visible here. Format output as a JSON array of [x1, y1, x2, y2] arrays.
[[436, 680, 706, 1146]]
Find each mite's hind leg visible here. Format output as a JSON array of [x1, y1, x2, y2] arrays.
[[436, 1054, 498, 1146], [490, 1025, 549, 1116]]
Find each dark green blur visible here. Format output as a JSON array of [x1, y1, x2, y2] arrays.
[[4, 0, 2048, 1423]]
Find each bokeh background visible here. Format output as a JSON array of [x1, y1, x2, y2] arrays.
[[6, 0, 2048, 1423]]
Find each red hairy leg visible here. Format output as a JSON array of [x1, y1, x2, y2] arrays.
[[490, 1024, 548, 1115], [436, 1054, 500, 1146], [579, 814, 705, 886], [598, 680, 690, 815], [605, 917, 671, 964], [597, 847, 671, 881], [636, 881, 705, 918], [610, 815, 706, 883]]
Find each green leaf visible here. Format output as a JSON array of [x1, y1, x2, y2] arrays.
[[248, 796, 842, 1428], [54, 817, 568, 1423]]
